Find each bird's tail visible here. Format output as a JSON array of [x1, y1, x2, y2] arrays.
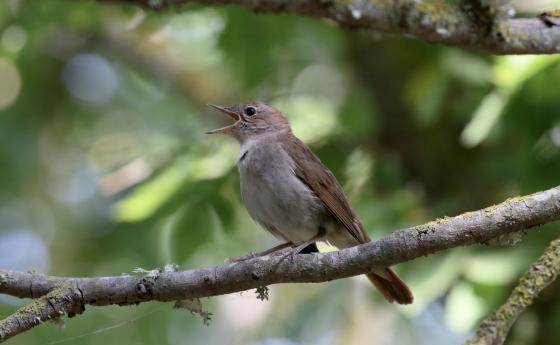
[[366, 268, 413, 305]]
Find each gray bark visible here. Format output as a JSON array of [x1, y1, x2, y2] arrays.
[[97, 0, 560, 54]]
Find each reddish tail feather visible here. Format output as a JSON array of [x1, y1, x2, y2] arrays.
[[366, 268, 413, 305]]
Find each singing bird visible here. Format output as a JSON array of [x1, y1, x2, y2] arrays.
[[207, 101, 413, 304]]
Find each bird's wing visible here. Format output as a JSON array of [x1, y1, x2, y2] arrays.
[[282, 135, 370, 244]]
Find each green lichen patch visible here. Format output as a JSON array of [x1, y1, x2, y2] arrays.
[[13, 281, 70, 319], [414, 216, 453, 236], [0, 280, 72, 341], [465, 238, 560, 345]]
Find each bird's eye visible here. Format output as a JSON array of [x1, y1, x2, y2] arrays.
[[244, 106, 257, 116]]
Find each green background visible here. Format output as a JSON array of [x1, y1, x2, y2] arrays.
[[0, 1, 559, 344]]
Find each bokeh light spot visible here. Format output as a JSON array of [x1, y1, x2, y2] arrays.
[[0, 230, 50, 272], [1, 25, 27, 53], [291, 64, 346, 108], [273, 95, 338, 144], [62, 53, 118, 103], [0, 58, 21, 110]]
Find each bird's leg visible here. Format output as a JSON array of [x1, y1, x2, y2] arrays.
[[281, 227, 326, 260], [227, 241, 293, 262]]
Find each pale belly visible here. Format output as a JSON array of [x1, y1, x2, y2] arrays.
[[237, 143, 327, 244]]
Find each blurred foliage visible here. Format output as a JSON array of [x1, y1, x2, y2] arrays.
[[0, 1, 559, 345]]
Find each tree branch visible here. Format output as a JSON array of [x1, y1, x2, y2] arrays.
[[96, 0, 560, 54], [1, 185, 559, 342], [465, 236, 560, 345], [0, 282, 85, 342]]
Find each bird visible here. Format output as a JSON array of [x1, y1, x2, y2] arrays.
[[206, 101, 413, 304]]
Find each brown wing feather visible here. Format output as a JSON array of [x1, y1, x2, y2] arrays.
[[282, 134, 369, 244], [281, 132, 413, 305]]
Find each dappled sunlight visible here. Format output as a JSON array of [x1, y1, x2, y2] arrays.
[[403, 251, 466, 316], [464, 249, 529, 285], [460, 89, 511, 148], [291, 64, 347, 109], [412, 302, 469, 345], [1, 25, 27, 53], [62, 53, 119, 103], [533, 124, 560, 161], [0, 58, 21, 110], [445, 282, 488, 333], [0, 230, 50, 273], [162, 9, 226, 69], [494, 55, 560, 89], [220, 291, 273, 331], [344, 147, 374, 200], [273, 95, 339, 144], [462, 55, 560, 147], [113, 144, 236, 222]]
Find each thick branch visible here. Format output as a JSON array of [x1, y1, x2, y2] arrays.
[[465, 236, 560, 345], [96, 0, 560, 54], [0, 185, 559, 342]]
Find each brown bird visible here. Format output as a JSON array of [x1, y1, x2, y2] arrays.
[[207, 101, 413, 304]]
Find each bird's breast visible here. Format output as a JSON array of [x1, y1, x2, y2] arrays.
[[237, 140, 325, 243]]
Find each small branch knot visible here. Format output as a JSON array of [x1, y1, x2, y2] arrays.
[[135, 276, 157, 300]]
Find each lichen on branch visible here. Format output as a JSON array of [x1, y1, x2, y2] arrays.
[[98, 0, 560, 54], [465, 237, 560, 345]]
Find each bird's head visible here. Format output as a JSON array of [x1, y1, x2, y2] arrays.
[[206, 101, 290, 142]]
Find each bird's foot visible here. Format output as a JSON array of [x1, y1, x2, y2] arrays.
[[226, 242, 293, 263], [277, 244, 310, 263], [226, 252, 257, 263], [280, 233, 325, 261]]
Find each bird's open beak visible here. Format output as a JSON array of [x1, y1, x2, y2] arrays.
[[206, 104, 240, 134]]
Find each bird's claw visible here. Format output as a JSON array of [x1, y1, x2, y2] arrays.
[[226, 252, 256, 263]]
